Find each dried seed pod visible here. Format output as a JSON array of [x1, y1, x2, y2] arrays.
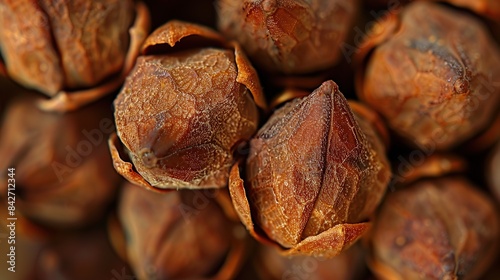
[[216, 0, 358, 74], [110, 20, 266, 190], [111, 182, 248, 280], [356, 2, 500, 150], [0, 95, 121, 228], [255, 243, 366, 280], [488, 142, 500, 203], [229, 80, 391, 257], [367, 176, 499, 280], [0, 0, 150, 112]]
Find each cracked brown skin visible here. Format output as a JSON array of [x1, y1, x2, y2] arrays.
[[217, 0, 358, 74], [0, 0, 134, 95], [367, 177, 499, 280], [357, 2, 500, 150], [231, 80, 390, 257], [114, 48, 259, 189]]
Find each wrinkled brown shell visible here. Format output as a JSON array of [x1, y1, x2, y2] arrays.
[[0, 1, 150, 112], [367, 177, 499, 280], [110, 20, 266, 190], [488, 142, 500, 203], [355, 2, 500, 150], [114, 182, 247, 280], [270, 91, 390, 148], [217, 0, 358, 74], [255, 243, 366, 280], [229, 80, 391, 257], [0, 96, 121, 228]]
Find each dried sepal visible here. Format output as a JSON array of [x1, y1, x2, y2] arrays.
[[232, 42, 267, 111], [229, 150, 371, 258], [108, 132, 163, 193], [112, 21, 265, 190], [269, 88, 310, 110], [139, 20, 267, 111], [141, 20, 228, 54], [355, 2, 500, 150], [367, 177, 499, 280], [229, 80, 390, 257]]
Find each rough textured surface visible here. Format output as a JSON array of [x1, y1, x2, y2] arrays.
[[368, 177, 499, 280], [247, 80, 389, 248], [114, 48, 259, 189], [118, 183, 243, 279], [39, 0, 134, 88], [0, 0, 134, 95], [358, 2, 500, 150], [0, 0, 63, 95], [229, 80, 390, 257], [217, 0, 357, 74]]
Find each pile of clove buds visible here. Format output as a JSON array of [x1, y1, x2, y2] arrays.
[[0, 0, 499, 279]]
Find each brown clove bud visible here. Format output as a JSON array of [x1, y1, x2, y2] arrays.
[[216, 0, 358, 74], [0, 95, 121, 228], [355, 2, 500, 150], [110, 20, 266, 191], [111, 182, 248, 280], [367, 176, 499, 280], [229, 80, 391, 257], [0, 0, 150, 111]]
